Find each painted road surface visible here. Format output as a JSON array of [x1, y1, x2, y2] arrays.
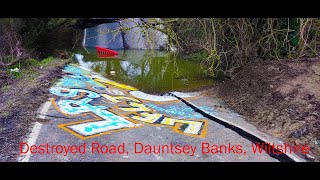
[[19, 64, 278, 162]]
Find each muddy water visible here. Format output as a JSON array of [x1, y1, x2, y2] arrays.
[[74, 47, 213, 93]]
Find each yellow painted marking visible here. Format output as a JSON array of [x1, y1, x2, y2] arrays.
[[51, 99, 141, 140], [50, 66, 208, 139], [101, 94, 140, 103], [94, 78, 138, 91], [160, 117, 175, 125], [90, 79, 106, 88], [120, 102, 151, 112], [131, 112, 163, 123], [161, 117, 204, 135]]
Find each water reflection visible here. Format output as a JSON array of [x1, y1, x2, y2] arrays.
[[74, 48, 213, 93]]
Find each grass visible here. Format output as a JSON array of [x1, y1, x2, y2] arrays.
[[0, 56, 71, 115], [1, 85, 10, 93], [5, 56, 58, 79], [0, 111, 10, 118], [0, 56, 71, 161], [5, 99, 15, 109], [0, 56, 70, 119], [37, 56, 55, 66]]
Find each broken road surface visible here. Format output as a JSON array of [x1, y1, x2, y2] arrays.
[[19, 64, 303, 162]]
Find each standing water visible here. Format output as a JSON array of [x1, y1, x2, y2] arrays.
[[73, 47, 213, 94]]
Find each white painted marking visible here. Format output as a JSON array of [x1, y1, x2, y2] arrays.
[[18, 122, 43, 162], [68, 121, 139, 136], [130, 91, 178, 102], [169, 91, 199, 98], [37, 100, 52, 119], [81, 66, 95, 74], [89, 74, 107, 80]]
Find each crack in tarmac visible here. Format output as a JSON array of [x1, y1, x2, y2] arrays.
[[168, 92, 303, 162]]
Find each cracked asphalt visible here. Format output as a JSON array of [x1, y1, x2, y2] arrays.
[[21, 64, 279, 162]]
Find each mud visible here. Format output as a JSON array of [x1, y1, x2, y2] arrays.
[[0, 59, 69, 161], [208, 60, 320, 161]]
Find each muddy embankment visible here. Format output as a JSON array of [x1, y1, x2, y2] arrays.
[[207, 60, 320, 161]]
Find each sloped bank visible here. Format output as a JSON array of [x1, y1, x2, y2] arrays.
[[0, 58, 71, 161], [207, 59, 320, 161]]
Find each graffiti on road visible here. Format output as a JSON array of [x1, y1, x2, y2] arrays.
[[49, 65, 208, 139], [146, 103, 218, 119]]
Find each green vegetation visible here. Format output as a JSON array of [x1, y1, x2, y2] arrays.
[[145, 18, 320, 77], [1, 85, 10, 93], [0, 18, 79, 88], [18, 18, 76, 49], [0, 18, 78, 70], [2, 18, 320, 80], [5, 56, 56, 79], [111, 18, 320, 77]]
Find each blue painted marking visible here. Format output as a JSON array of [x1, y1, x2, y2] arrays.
[[59, 76, 87, 88], [56, 97, 133, 127], [84, 121, 123, 132], [64, 65, 91, 75], [197, 106, 219, 116], [58, 74, 105, 88], [146, 103, 215, 118], [49, 87, 100, 98], [59, 65, 105, 88]]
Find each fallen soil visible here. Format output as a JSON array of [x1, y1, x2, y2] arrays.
[[0, 59, 70, 162], [206, 59, 320, 161]]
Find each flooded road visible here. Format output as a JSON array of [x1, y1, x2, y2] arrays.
[[74, 47, 213, 93]]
